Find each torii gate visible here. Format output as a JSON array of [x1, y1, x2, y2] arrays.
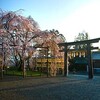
[[58, 38, 100, 79]]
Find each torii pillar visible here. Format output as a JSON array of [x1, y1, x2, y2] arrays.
[[64, 47, 68, 76], [87, 43, 93, 79]]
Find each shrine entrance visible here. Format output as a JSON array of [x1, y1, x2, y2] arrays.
[[58, 38, 100, 79]]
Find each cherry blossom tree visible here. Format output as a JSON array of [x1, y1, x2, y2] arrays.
[[35, 29, 65, 76], [0, 9, 66, 77], [36, 29, 65, 57], [0, 10, 41, 77]]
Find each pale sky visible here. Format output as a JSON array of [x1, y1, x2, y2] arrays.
[[56, 0, 100, 42], [0, 0, 100, 42]]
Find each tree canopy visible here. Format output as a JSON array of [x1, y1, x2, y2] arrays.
[[0, 10, 65, 75], [74, 31, 89, 49]]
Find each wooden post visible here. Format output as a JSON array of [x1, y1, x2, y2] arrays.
[[22, 45, 26, 78], [87, 43, 93, 79], [1, 45, 3, 79], [46, 47, 49, 77], [23, 60, 26, 78], [64, 47, 68, 76]]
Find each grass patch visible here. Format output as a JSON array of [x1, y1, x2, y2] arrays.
[[4, 70, 46, 77]]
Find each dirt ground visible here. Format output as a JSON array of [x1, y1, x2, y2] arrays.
[[0, 75, 100, 100]]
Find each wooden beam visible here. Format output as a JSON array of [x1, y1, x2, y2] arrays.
[[58, 38, 100, 46], [91, 47, 99, 50], [59, 47, 99, 52], [34, 46, 49, 49]]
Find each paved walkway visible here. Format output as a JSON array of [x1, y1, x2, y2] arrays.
[[0, 75, 100, 100]]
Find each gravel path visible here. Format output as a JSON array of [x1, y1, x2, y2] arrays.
[[0, 75, 100, 100]]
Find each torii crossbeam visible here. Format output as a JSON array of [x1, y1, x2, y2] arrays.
[[58, 38, 100, 79]]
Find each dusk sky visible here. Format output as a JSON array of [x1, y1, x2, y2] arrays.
[[0, 0, 100, 42]]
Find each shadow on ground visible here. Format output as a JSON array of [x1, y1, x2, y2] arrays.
[[0, 75, 100, 100]]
